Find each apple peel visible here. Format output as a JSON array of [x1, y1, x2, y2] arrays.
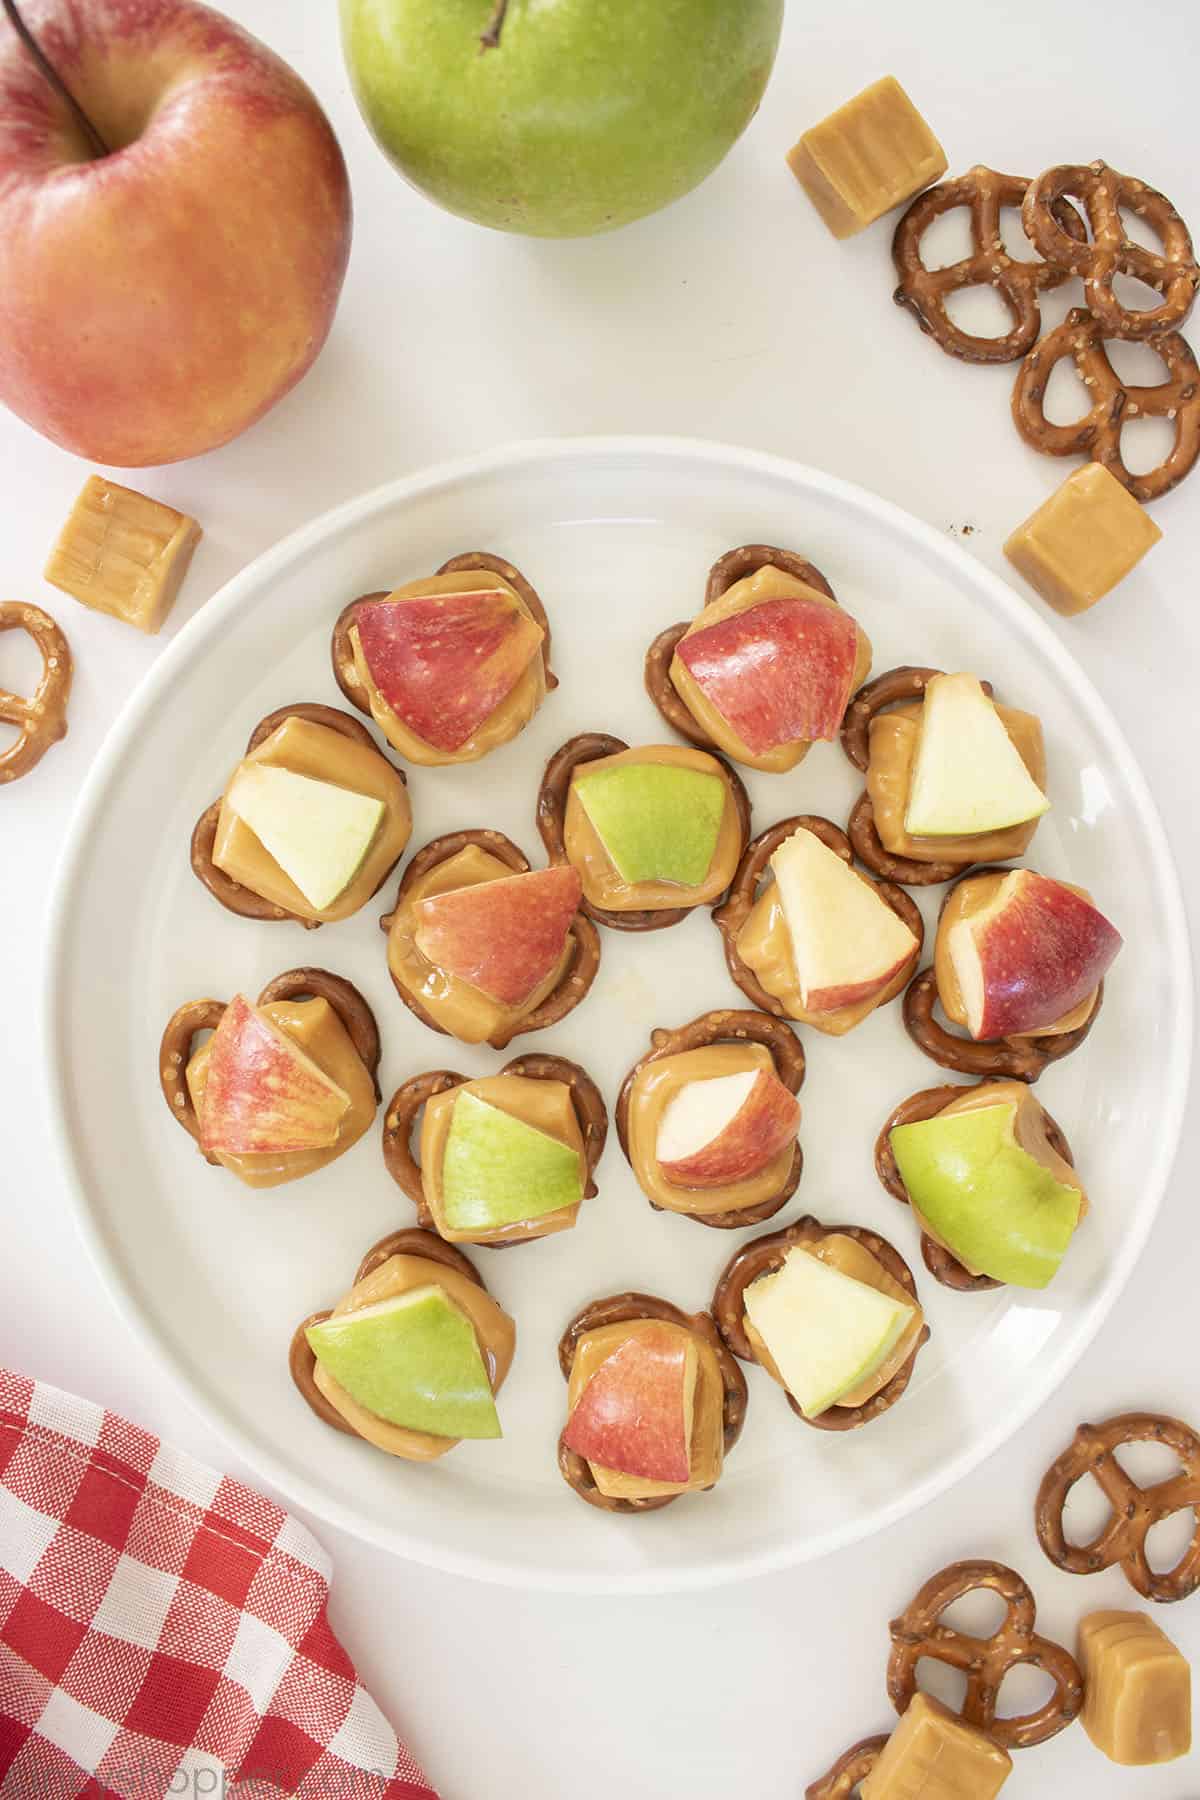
[[562, 1325, 696, 1483], [413, 864, 584, 1006], [903, 963, 1102, 1082]]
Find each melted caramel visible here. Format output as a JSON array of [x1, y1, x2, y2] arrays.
[[936, 872, 1099, 1039], [867, 702, 1046, 863], [420, 1073, 585, 1244], [567, 1319, 724, 1500], [626, 1043, 794, 1216]]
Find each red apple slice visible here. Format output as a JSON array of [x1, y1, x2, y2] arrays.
[[200, 995, 351, 1156], [413, 866, 583, 1006], [675, 596, 859, 751], [950, 870, 1123, 1039], [563, 1326, 696, 1483], [355, 590, 543, 751], [657, 1068, 800, 1188], [771, 827, 919, 1012]]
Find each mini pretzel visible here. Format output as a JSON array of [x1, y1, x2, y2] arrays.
[[1036, 1413, 1200, 1603], [804, 1737, 889, 1800], [644, 545, 837, 748], [903, 965, 1102, 1082], [714, 815, 923, 1017], [614, 1008, 805, 1229], [712, 1217, 929, 1432], [1022, 162, 1200, 340], [0, 603, 71, 785], [875, 1082, 1074, 1293], [191, 703, 405, 928], [556, 1294, 748, 1514], [330, 549, 557, 719], [378, 829, 601, 1047], [381, 1053, 608, 1247], [536, 732, 751, 932], [887, 1560, 1083, 1750], [893, 167, 1086, 363], [1012, 306, 1200, 504], [159, 967, 381, 1154]]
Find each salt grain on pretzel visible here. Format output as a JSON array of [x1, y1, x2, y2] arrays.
[[0, 602, 71, 785]]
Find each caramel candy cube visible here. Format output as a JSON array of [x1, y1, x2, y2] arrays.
[[1079, 1609, 1191, 1765], [787, 76, 947, 240], [861, 1693, 1011, 1798], [45, 475, 202, 635], [1004, 464, 1162, 617]]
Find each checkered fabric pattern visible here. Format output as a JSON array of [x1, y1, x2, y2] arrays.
[[0, 1369, 438, 1799]]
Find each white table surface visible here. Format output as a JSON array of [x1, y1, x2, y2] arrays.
[[4, 2, 1199, 1793]]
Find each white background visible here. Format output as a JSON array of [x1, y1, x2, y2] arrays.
[[3, 1, 1199, 1793]]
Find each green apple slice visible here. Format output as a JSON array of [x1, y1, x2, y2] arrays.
[[441, 1091, 583, 1232], [574, 762, 725, 886], [227, 763, 384, 910], [905, 672, 1049, 837], [744, 1249, 915, 1418], [306, 1286, 500, 1438], [889, 1101, 1083, 1288]]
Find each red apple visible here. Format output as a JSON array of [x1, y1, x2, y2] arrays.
[[657, 1067, 799, 1188], [355, 590, 544, 752], [675, 597, 859, 751], [949, 870, 1123, 1039], [0, 0, 351, 466], [200, 995, 350, 1156], [413, 866, 582, 1006], [772, 826, 918, 1012], [563, 1326, 695, 1483]]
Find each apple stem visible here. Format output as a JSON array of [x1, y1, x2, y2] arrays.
[[479, 0, 510, 50], [1, 0, 109, 158]]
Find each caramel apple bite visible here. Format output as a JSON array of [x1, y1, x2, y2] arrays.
[[159, 968, 380, 1189], [379, 830, 600, 1047], [291, 1227, 515, 1462], [714, 816, 922, 1034], [382, 1054, 607, 1248], [645, 545, 871, 772], [557, 1295, 747, 1512], [615, 1009, 804, 1228], [331, 551, 555, 765]]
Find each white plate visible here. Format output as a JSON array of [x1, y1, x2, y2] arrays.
[[45, 437, 1191, 1593]]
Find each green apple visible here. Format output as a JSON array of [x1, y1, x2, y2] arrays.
[[306, 1285, 500, 1438], [889, 1101, 1083, 1288], [744, 1249, 915, 1419], [905, 673, 1049, 837], [339, 0, 784, 238], [227, 763, 384, 911], [442, 1091, 583, 1231], [575, 762, 725, 886]]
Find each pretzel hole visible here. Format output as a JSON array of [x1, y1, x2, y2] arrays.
[[995, 1660, 1059, 1720], [1042, 357, 1095, 426], [1120, 206, 1165, 254], [998, 207, 1042, 264], [1061, 1470, 1114, 1547], [914, 1658, 969, 1714], [1145, 1508, 1197, 1574], [938, 1589, 1011, 1639], [1113, 1439, 1186, 1487], [919, 207, 976, 269], [1120, 417, 1177, 479], [1111, 271, 1170, 315], [942, 285, 1016, 340], [0, 630, 42, 694]]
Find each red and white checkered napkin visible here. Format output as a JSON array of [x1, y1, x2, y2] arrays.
[[0, 1368, 438, 1799]]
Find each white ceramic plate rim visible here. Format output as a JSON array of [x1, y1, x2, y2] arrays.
[[43, 434, 1194, 1592]]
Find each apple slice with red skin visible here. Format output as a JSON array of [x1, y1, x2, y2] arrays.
[[355, 590, 543, 752], [201, 995, 350, 1156], [657, 1068, 800, 1189], [772, 826, 919, 1012], [563, 1325, 696, 1483], [413, 866, 583, 1006], [950, 870, 1123, 1039], [675, 597, 859, 752]]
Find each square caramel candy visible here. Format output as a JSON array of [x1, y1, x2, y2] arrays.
[[787, 76, 947, 239], [861, 1694, 1011, 1799], [1004, 464, 1162, 617], [1079, 1609, 1191, 1765], [45, 475, 202, 635]]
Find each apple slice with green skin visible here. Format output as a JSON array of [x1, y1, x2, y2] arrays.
[[355, 590, 543, 752], [414, 866, 582, 1006], [771, 826, 918, 1011], [657, 1068, 800, 1188], [306, 1286, 500, 1439], [574, 761, 726, 886], [889, 1097, 1084, 1288], [905, 673, 1050, 837], [226, 763, 385, 911], [744, 1249, 916, 1418], [675, 597, 860, 751], [201, 995, 350, 1156], [563, 1325, 696, 1482], [950, 870, 1123, 1039], [442, 1091, 583, 1232]]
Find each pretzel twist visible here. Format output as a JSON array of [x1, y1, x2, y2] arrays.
[[887, 1560, 1083, 1749], [1035, 1413, 1200, 1603], [0, 603, 71, 785], [903, 966, 1102, 1083], [804, 1737, 889, 1800]]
